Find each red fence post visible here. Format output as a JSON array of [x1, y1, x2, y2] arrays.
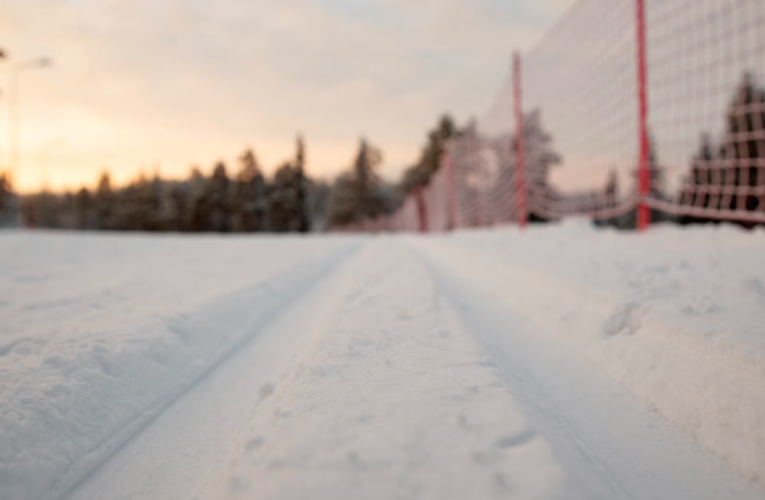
[[513, 52, 528, 229], [415, 187, 428, 234], [443, 148, 458, 231], [636, 0, 650, 231]]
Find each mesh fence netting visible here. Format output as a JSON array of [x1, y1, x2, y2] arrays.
[[333, 0, 765, 232]]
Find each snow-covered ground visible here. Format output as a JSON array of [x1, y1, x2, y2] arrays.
[[1, 223, 763, 500]]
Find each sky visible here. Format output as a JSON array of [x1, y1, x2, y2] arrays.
[[0, 0, 574, 193]]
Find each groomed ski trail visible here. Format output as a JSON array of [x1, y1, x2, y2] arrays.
[[197, 239, 761, 500], [4, 234, 763, 500]]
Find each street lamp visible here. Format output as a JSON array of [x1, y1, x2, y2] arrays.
[[8, 56, 53, 189], [0, 48, 6, 175]]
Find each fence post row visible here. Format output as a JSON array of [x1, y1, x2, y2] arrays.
[[339, 0, 658, 234]]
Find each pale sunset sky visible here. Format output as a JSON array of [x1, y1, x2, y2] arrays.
[[0, 0, 573, 193]]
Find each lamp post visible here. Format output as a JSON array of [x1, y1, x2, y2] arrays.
[[0, 48, 6, 175], [9, 56, 53, 189]]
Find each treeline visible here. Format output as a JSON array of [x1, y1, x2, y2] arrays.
[[22, 137, 318, 232], [8, 71, 765, 233], [17, 115, 463, 233]]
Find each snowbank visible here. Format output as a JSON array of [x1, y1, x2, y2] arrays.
[[417, 221, 765, 483], [0, 232, 360, 500]]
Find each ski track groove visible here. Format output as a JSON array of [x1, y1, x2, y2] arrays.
[[411, 243, 635, 500], [55, 242, 364, 500]]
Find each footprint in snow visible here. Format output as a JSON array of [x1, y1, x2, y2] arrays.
[[602, 302, 642, 337], [495, 429, 537, 449], [244, 436, 264, 452], [259, 382, 275, 401]]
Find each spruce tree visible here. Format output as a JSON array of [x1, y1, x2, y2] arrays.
[[208, 162, 230, 232], [233, 149, 268, 232], [295, 136, 310, 233], [400, 115, 459, 195], [326, 138, 391, 226], [269, 162, 301, 232], [95, 171, 113, 230], [680, 73, 765, 224]]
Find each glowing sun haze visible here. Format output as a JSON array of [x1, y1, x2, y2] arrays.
[[0, 0, 573, 193]]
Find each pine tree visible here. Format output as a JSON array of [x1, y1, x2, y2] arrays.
[[0, 172, 11, 213], [295, 135, 310, 233], [0, 172, 17, 226], [208, 162, 231, 232], [146, 174, 167, 231], [95, 171, 114, 229], [187, 167, 210, 232], [354, 138, 387, 217], [680, 73, 765, 224], [325, 172, 359, 227], [723, 73, 764, 212], [522, 109, 561, 222], [269, 162, 301, 232], [306, 178, 332, 231], [75, 187, 95, 229], [162, 182, 188, 231], [326, 138, 392, 226], [400, 115, 460, 195], [232, 149, 268, 232]]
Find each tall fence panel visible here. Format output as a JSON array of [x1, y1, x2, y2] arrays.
[[331, 0, 765, 233], [645, 0, 765, 223]]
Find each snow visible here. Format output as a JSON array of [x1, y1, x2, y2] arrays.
[[1, 224, 764, 500], [201, 242, 567, 500], [416, 220, 765, 484], [0, 232, 361, 500]]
